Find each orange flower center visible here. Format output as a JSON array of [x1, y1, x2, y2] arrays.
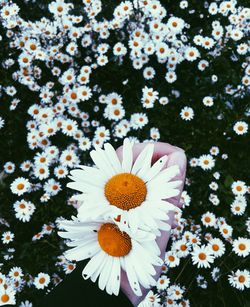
[[238, 275, 245, 283], [198, 252, 206, 260], [239, 243, 246, 250], [168, 255, 175, 262], [98, 223, 132, 257], [17, 183, 24, 190], [212, 244, 219, 251], [104, 173, 147, 210], [1, 294, 9, 303], [39, 277, 45, 284]]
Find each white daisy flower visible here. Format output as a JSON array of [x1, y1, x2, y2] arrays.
[[201, 212, 216, 227], [1, 231, 14, 244], [233, 121, 248, 135], [219, 224, 233, 239], [230, 196, 247, 216], [191, 245, 215, 268], [8, 267, 23, 281], [199, 154, 215, 170], [58, 217, 162, 296], [173, 239, 190, 258], [164, 252, 180, 268], [167, 17, 185, 34], [156, 275, 170, 290], [208, 238, 225, 258], [33, 273, 50, 290], [4, 162, 15, 174], [231, 181, 247, 195], [228, 270, 250, 290], [202, 96, 214, 107], [68, 139, 181, 233], [232, 238, 250, 258], [138, 290, 161, 307], [0, 285, 16, 305], [184, 47, 200, 62], [180, 107, 194, 121], [10, 177, 31, 196]]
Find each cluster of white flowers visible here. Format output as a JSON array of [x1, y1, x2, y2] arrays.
[[0, 0, 249, 305]]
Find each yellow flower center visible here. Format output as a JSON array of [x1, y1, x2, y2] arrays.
[[104, 173, 147, 210], [98, 223, 132, 257]]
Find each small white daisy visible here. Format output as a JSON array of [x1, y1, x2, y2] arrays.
[[191, 245, 215, 268]]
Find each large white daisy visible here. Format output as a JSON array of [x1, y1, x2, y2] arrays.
[[58, 216, 163, 296], [67, 139, 182, 233]]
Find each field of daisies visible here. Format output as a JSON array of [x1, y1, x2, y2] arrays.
[[0, 0, 249, 306]]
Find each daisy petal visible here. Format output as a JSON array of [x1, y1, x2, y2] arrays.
[[143, 155, 168, 182], [122, 138, 133, 173]]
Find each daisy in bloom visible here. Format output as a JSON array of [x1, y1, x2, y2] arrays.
[[58, 217, 162, 296], [3, 162, 15, 174], [231, 181, 247, 196], [138, 290, 161, 307], [208, 238, 225, 258], [33, 273, 50, 290], [1, 232, 14, 244], [180, 107, 194, 121], [10, 177, 31, 196], [63, 262, 76, 275], [233, 121, 248, 135], [156, 275, 170, 291], [184, 47, 200, 62], [230, 196, 247, 216], [199, 154, 215, 170], [164, 251, 180, 268], [232, 237, 250, 257], [0, 285, 16, 305], [68, 139, 181, 233], [228, 270, 250, 290], [167, 285, 184, 300], [219, 223, 233, 239], [8, 267, 23, 281], [201, 212, 216, 227], [191, 245, 215, 268]]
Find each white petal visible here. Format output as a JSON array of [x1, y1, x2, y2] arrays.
[[69, 169, 106, 187], [82, 251, 106, 280], [157, 220, 171, 231], [90, 251, 108, 283], [104, 143, 122, 173], [130, 251, 156, 288], [154, 165, 180, 183], [98, 255, 113, 291], [67, 181, 102, 194], [136, 144, 155, 180], [77, 202, 111, 221], [124, 254, 142, 296], [90, 149, 115, 177], [64, 241, 99, 261], [95, 146, 118, 176], [131, 143, 154, 175], [122, 138, 133, 173], [143, 155, 168, 182], [106, 257, 121, 295]]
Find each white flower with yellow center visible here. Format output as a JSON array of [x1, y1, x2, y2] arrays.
[[58, 217, 163, 296], [67, 139, 182, 233]]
